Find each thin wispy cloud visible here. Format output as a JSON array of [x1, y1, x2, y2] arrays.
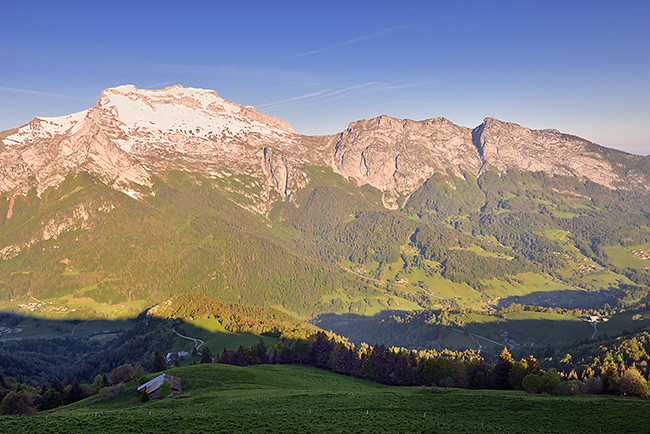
[[0, 86, 92, 102], [258, 81, 419, 113], [280, 25, 408, 61], [257, 82, 378, 111], [256, 89, 334, 108], [144, 81, 175, 89]]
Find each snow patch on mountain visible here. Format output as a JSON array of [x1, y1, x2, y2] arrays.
[[4, 110, 88, 148], [100, 85, 291, 142]]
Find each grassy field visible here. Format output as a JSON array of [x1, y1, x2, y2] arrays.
[[0, 316, 136, 341], [1, 364, 648, 433], [172, 319, 278, 359], [604, 244, 650, 270], [458, 310, 590, 348]]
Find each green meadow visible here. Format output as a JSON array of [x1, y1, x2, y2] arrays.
[[172, 319, 278, 359], [2, 364, 648, 434]]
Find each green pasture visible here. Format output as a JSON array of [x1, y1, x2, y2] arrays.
[[460, 311, 591, 347], [604, 244, 650, 270], [172, 319, 277, 357], [2, 364, 649, 433], [600, 310, 650, 335], [0, 316, 136, 341]]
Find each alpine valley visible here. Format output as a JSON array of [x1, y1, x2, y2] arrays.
[[2, 85, 650, 384]]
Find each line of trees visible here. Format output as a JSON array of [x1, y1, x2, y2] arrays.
[[213, 332, 649, 398], [0, 363, 147, 416]]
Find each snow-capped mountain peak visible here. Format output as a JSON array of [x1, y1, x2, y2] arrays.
[[0, 85, 299, 200]]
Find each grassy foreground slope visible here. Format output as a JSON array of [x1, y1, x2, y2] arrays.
[[2, 364, 648, 434]]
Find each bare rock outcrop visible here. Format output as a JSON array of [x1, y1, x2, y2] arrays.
[[474, 117, 624, 189], [332, 115, 481, 208]]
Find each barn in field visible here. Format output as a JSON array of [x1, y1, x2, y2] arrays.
[[137, 374, 182, 399]]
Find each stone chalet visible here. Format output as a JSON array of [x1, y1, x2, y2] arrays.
[[137, 374, 182, 399]]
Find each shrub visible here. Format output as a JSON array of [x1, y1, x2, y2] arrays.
[[556, 380, 584, 396], [522, 374, 542, 393], [584, 377, 603, 394], [158, 379, 173, 398], [109, 364, 135, 385], [438, 377, 455, 388], [0, 390, 35, 415], [620, 368, 649, 398], [542, 369, 561, 394]]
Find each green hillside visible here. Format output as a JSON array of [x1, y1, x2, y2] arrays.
[[0, 292, 324, 385], [1, 166, 649, 347], [1, 364, 648, 433]]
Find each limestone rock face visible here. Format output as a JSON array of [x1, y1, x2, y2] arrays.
[[1, 85, 648, 210], [331, 115, 482, 208], [474, 118, 623, 189], [328, 116, 650, 203]]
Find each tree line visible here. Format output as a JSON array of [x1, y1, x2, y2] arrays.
[[210, 331, 649, 398]]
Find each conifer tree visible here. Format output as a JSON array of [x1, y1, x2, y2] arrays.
[[152, 349, 166, 372], [525, 355, 542, 375], [200, 346, 214, 364], [255, 339, 269, 364], [66, 379, 85, 404], [50, 376, 64, 394], [601, 361, 620, 395], [493, 348, 514, 389]]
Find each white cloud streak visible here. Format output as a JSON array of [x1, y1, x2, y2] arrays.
[[0, 86, 92, 101], [281, 25, 408, 61], [257, 81, 418, 113], [144, 81, 175, 89]]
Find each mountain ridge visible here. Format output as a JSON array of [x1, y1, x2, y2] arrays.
[[2, 85, 649, 211], [1, 84, 649, 321]]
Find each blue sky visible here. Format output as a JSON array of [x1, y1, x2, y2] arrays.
[[1, 0, 648, 154]]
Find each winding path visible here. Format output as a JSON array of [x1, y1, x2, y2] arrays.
[[469, 332, 504, 348], [71, 321, 86, 336], [172, 327, 205, 351], [590, 322, 597, 339]]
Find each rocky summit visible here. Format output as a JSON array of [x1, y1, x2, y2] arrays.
[[1, 84, 648, 209]]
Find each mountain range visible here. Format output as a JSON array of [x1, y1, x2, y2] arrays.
[[1, 85, 649, 329], [2, 85, 648, 207]]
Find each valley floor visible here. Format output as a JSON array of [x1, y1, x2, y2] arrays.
[[1, 364, 648, 433]]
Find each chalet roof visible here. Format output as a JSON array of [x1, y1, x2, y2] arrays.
[[137, 373, 182, 395]]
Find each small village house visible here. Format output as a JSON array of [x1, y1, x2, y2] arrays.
[[137, 374, 182, 399]]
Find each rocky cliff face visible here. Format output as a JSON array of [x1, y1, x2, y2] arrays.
[[1, 85, 648, 209], [331, 115, 481, 208], [327, 116, 649, 205], [474, 117, 624, 189]]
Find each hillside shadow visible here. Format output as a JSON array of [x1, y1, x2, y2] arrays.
[[312, 306, 619, 356], [0, 309, 288, 386], [0, 310, 151, 386], [0, 311, 138, 341], [493, 288, 616, 310]]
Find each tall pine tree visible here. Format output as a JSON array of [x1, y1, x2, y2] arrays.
[[152, 349, 166, 373]]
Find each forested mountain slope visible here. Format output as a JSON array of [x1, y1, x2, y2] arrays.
[[0, 85, 648, 324]]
